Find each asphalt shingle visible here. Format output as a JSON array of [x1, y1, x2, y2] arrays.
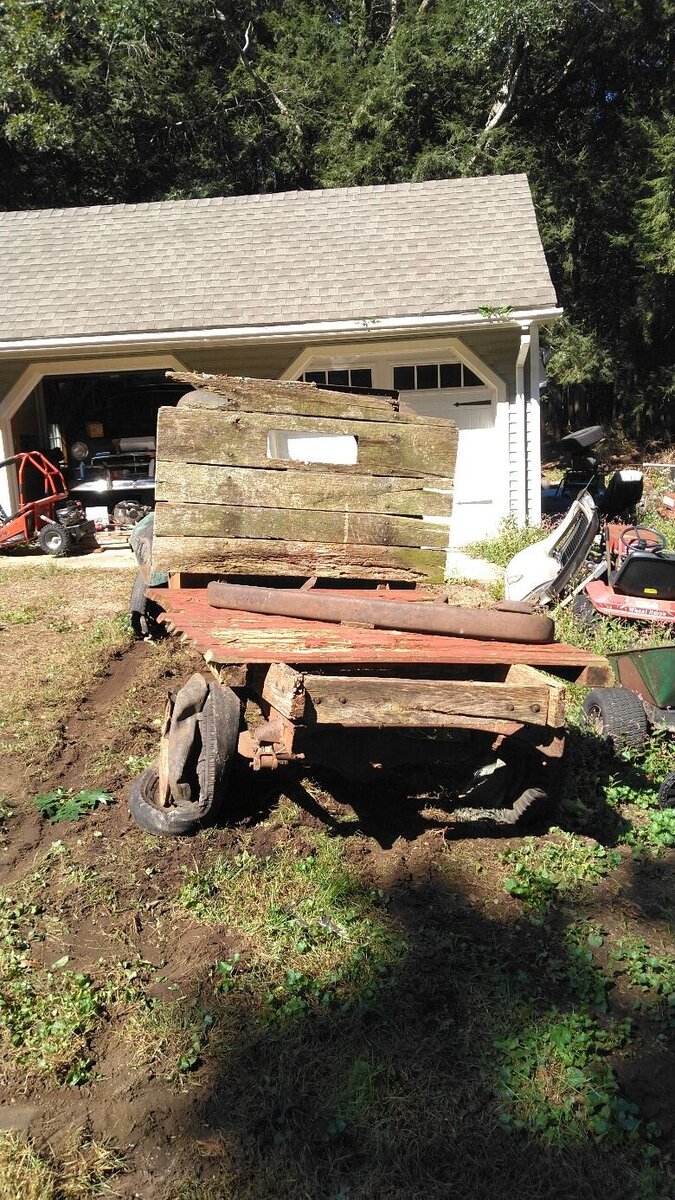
[[0, 175, 557, 342]]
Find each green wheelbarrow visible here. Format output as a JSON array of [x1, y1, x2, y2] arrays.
[[581, 644, 674, 806]]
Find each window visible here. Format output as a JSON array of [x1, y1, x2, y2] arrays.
[[393, 362, 486, 390], [301, 368, 373, 389]]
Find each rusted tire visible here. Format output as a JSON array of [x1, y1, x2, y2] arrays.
[[582, 687, 648, 751], [129, 678, 241, 836]]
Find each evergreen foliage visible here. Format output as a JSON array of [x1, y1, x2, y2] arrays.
[[0, 0, 672, 434]]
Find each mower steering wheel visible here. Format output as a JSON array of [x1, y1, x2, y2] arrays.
[[619, 525, 667, 553]]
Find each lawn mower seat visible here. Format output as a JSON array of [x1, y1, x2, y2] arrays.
[[613, 550, 675, 601], [598, 469, 644, 518]]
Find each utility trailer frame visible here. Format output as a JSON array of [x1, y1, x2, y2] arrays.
[[130, 578, 612, 836]]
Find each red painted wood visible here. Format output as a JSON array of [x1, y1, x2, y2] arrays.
[[148, 587, 607, 675]]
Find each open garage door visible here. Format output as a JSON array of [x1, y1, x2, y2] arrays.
[[2, 366, 188, 529]]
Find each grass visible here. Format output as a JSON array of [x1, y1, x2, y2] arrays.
[[0, 1129, 124, 1199], [0, 564, 135, 772]]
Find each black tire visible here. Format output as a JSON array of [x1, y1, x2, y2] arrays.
[[37, 522, 68, 556], [657, 771, 675, 810], [572, 592, 600, 626], [463, 750, 557, 828], [129, 570, 165, 639], [582, 687, 648, 750], [129, 679, 241, 836]]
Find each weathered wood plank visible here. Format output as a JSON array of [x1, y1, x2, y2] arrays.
[[157, 406, 457, 479], [168, 374, 450, 425], [247, 663, 306, 720], [147, 590, 611, 682], [155, 462, 453, 518], [152, 537, 446, 582], [302, 675, 550, 726], [506, 662, 566, 727], [154, 502, 449, 550]]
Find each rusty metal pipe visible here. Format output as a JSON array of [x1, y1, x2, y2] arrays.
[[207, 582, 554, 644]]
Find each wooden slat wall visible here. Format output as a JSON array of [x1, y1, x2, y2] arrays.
[[153, 374, 458, 582]]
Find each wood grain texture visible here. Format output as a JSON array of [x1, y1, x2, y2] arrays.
[[147, 589, 613, 684], [152, 537, 446, 581], [156, 406, 457, 479], [154, 502, 449, 549], [302, 674, 550, 726], [155, 462, 453, 518], [168, 375, 449, 425]]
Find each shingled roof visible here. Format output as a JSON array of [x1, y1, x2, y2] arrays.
[[0, 175, 557, 343]]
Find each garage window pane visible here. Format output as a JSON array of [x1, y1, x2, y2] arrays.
[[304, 371, 327, 384], [393, 366, 415, 390], [440, 363, 462, 388], [349, 369, 373, 388], [463, 366, 484, 386], [327, 370, 349, 386], [416, 364, 438, 389]]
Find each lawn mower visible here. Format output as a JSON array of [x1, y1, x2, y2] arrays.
[[0, 451, 94, 556], [572, 523, 675, 625]]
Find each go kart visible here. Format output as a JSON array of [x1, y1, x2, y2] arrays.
[[0, 451, 94, 556]]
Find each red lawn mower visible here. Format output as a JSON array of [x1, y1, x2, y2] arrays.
[[573, 523, 675, 625], [0, 451, 95, 556]]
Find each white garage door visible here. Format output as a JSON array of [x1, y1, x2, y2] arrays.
[[398, 387, 497, 547]]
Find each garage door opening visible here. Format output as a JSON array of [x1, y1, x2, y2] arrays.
[[7, 367, 188, 528]]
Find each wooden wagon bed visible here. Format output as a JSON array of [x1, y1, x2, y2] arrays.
[[149, 586, 610, 685]]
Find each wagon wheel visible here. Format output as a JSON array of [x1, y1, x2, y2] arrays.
[[460, 745, 556, 828], [129, 571, 165, 640], [129, 673, 241, 836]]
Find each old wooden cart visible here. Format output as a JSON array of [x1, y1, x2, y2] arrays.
[[129, 373, 610, 836]]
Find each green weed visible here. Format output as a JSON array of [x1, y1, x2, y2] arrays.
[[537, 922, 611, 1010], [33, 788, 112, 824], [465, 516, 551, 567], [0, 797, 12, 836], [623, 808, 675, 851], [179, 837, 406, 1023], [494, 1010, 641, 1145], [502, 830, 621, 915], [0, 604, 43, 625], [610, 937, 675, 1012], [126, 999, 215, 1081]]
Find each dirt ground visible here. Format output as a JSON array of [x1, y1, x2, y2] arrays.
[[0, 560, 673, 1200]]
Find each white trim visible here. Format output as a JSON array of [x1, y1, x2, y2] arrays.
[[0, 352, 187, 517], [514, 328, 532, 525], [526, 323, 542, 525], [281, 336, 507, 397], [0, 307, 563, 357]]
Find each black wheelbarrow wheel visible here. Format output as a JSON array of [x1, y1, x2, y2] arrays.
[[582, 687, 648, 750], [129, 674, 241, 836]]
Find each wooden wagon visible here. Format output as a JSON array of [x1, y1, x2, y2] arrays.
[[129, 373, 610, 835]]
